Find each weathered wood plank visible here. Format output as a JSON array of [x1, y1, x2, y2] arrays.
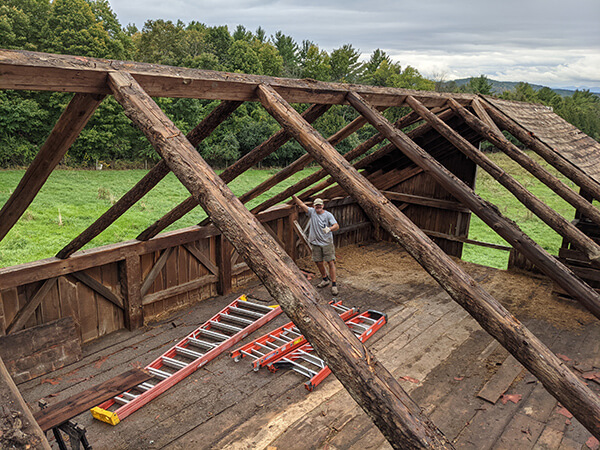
[[70, 270, 123, 310], [6, 278, 57, 334], [140, 247, 174, 297], [33, 368, 151, 431], [108, 71, 453, 448], [0, 93, 104, 244], [260, 85, 600, 439], [141, 274, 218, 306], [0, 317, 81, 384], [120, 255, 143, 330], [477, 354, 524, 404], [0, 49, 474, 107], [183, 243, 219, 276]]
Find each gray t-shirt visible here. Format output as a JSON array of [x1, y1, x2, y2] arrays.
[[306, 207, 337, 246]]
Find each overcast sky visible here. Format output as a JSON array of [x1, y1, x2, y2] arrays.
[[109, 0, 600, 90]]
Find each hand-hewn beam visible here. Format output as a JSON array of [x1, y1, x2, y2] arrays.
[[482, 99, 600, 203], [353, 92, 600, 320], [57, 100, 242, 257], [0, 93, 105, 244], [70, 271, 124, 309], [448, 98, 600, 229], [0, 49, 474, 107], [137, 103, 331, 240], [406, 95, 600, 262], [471, 97, 503, 136], [108, 71, 453, 449], [260, 84, 600, 439]]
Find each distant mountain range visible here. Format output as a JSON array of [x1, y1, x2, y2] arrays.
[[448, 78, 600, 97]]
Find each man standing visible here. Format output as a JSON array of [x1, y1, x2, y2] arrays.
[[292, 195, 340, 295]]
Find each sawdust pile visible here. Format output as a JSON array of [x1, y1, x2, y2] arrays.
[[300, 241, 595, 330]]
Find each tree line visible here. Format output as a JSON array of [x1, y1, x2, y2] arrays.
[[1, 0, 598, 168]]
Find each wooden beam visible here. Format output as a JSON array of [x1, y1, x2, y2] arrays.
[[108, 71, 453, 448], [142, 274, 218, 306], [471, 97, 503, 136], [183, 243, 219, 276], [70, 271, 124, 309], [57, 100, 242, 258], [422, 229, 512, 251], [481, 98, 600, 203], [0, 49, 474, 107], [251, 110, 422, 214], [0, 357, 51, 449], [402, 95, 600, 318], [260, 85, 600, 439], [382, 191, 469, 213], [0, 93, 105, 244], [120, 255, 143, 330], [33, 368, 151, 432], [0, 206, 294, 290], [137, 103, 330, 240], [6, 278, 57, 334], [140, 247, 174, 297], [449, 98, 600, 229], [406, 95, 600, 263]]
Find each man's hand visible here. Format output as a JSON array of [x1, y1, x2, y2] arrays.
[[323, 227, 331, 234]]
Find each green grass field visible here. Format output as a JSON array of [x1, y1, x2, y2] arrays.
[[0, 151, 585, 269]]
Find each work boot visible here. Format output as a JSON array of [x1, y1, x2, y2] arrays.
[[331, 285, 339, 296], [317, 278, 330, 288]]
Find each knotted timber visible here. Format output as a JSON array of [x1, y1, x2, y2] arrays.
[[107, 71, 453, 449], [350, 92, 600, 321], [257, 84, 600, 438]]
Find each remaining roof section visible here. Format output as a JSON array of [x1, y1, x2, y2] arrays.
[[485, 97, 600, 184]]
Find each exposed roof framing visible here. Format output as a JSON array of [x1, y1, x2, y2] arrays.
[[1, 50, 600, 444]]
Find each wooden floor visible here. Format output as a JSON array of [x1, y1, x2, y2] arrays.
[[19, 242, 600, 449]]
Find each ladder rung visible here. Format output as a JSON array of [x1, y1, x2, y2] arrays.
[[238, 300, 274, 313], [149, 367, 172, 380], [137, 382, 155, 391], [220, 313, 254, 326], [209, 320, 243, 333], [114, 396, 129, 405], [188, 337, 217, 349], [228, 306, 263, 319], [175, 346, 203, 359], [162, 356, 188, 370], [121, 392, 139, 400], [282, 358, 319, 377], [196, 328, 229, 341]]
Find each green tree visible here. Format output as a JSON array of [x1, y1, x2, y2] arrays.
[[256, 42, 283, 76], [227, 40, 262, 74], [299, 41, 330, 81], [0, 0, 50, 51], [464, 75, 493, 95], [135, 19, 187, 65], [329, 44, 363, 83], [272, 31, 299, 77]]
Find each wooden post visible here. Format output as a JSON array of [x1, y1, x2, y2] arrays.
[[482, 99, 600, 203], [287, 208, 299, 260], [137, 104, 331, 240], [58, 100, 241, 257], [216, 234, 233, 296], [350, 92, 600, 321], [108, 71, 453, 449], [120, 255, 143, 330], [448, 98, 600, 228], [0, 93, 105, 244], [257, 84, 600, 439], [405, 95, 600, 262]]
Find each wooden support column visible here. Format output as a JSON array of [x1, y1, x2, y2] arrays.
[[351, 92, 600, 321], [137, 103, 331, 240], [482, 99, 600, 203], [448, 98, 600, 228], [258, 84, 600, 439], [216, 235, 233, 296], [0, 93, 105, 244], [58, 100, 241, 257], [405, 95, 600, 262], [108, 71, 453, 449], [120, 255, 143, 330]]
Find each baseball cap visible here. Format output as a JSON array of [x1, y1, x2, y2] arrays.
[[313, 198, 324, 206]]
